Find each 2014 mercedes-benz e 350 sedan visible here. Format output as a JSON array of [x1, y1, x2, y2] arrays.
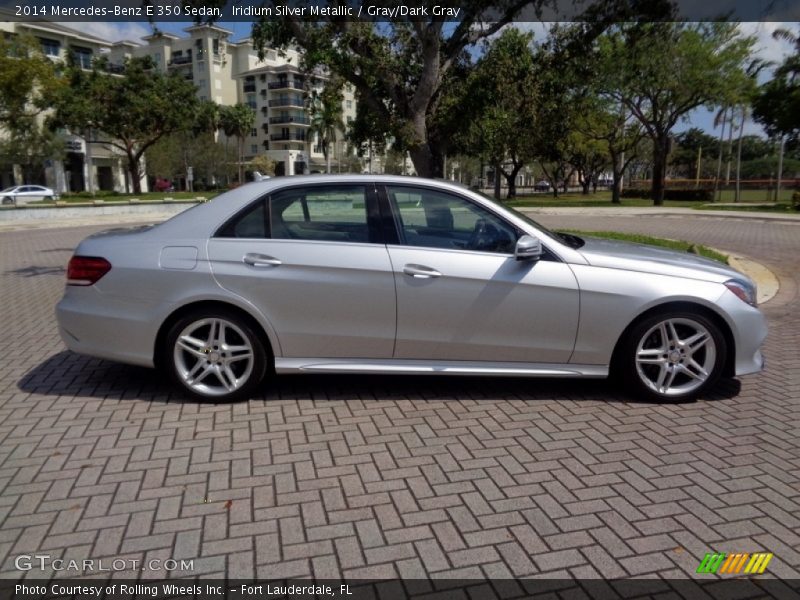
[[56, 175, 766, 402]]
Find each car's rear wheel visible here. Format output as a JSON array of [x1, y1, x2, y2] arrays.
[[165, 309, 267, 401], [1, 196, 13, 205], [618, 311, 726, 402]]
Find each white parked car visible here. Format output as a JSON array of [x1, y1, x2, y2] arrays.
[[0, 185, 58, 205]]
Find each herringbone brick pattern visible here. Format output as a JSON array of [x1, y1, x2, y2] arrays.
[[0, 216, 797, 580]]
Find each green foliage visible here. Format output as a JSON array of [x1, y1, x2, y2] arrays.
[[0, 34, 61, 129], [620, 188, 714, 201], [308, 79, 345, 173], [595, 23, 755, 204], [246, 4, 547, 177], [461, 28, 539, 198], [50, 56, 202, 193], [248, 154, 276, 177], [753, 27, 800, 144], [218, 104, 256, 183]]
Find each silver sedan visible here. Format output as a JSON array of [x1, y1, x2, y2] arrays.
[[55, 175, 766, 402]]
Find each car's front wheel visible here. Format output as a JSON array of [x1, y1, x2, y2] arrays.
[[165, 309, 268, 401], [1, 196, 13, 205], [618, 311, 726, 402]]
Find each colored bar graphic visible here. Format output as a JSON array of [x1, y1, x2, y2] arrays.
[[697, 552, 773, 574]]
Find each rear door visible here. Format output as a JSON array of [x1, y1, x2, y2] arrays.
[[207, 183, 397, 359]]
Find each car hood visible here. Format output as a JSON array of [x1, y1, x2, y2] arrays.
[[575, 236, 747, 284]]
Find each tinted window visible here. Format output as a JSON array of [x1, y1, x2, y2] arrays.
[[388, 186, 517, 254], [217, 199, 268, 238], [270, 185, 370, 243]]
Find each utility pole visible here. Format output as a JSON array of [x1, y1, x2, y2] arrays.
[[776, 135, 785, 203], [734, 106, 745, 203], [695, 146, 702, 189]]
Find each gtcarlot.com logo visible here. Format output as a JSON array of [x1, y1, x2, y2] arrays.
[[15, 555, 194, 572]]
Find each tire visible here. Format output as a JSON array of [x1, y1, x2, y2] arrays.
[[164, 308, 268, 401], [617, 310, 727, 403], [1, 196, 12, 205]]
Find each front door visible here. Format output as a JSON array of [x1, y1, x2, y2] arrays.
[[384, 185, 580, 363]]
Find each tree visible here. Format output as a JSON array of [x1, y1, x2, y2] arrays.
[[670, 128, 718, 178], [244, 7, 549, 178], [463, 28, 538, 200], [307, 80, 345, 174], [51, 56, 201, 194], [753, 28, 800, 146], [0, 34, 61, 128], [596, 23, 754, 204], [219, 104, 256, 184]]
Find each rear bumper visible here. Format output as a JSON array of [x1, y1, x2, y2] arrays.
[[55, 289, 160, 368]]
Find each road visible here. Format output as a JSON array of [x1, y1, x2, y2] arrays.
[[0, 213, 798, 584]]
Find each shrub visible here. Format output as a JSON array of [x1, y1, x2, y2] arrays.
[[620, 188, 714, 201], [792, 191, 800, 211]]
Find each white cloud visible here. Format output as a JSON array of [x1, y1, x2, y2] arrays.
[[738, 22, 797, 73], [67, 22, 151, 44]]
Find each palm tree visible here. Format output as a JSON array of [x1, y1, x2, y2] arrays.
[[219, 104, 255, 184], [307, 85, 345, 174]]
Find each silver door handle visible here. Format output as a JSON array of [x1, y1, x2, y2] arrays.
[[243, 253, 282, 267], [403, 264, 442, 279]]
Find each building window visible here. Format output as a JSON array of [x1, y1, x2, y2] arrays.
[[153, 52, 161, 64], [40, 38, 60, 57], [250, 128, 257, 137], [71, 46, 93, 69], [347, 116, 353, 123], [346, 100, 352, 109], [250, 145, 258, 155], [246, 93, 257, 109], [198, 79, 206, 89]]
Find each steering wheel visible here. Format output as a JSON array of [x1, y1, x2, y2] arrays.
[[467, 218, 497, 251]]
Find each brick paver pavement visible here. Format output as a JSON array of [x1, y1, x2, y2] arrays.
[[0, 213, 798, 582]]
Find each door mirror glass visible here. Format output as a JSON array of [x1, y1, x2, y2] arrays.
[[515, 235, 542, 261]]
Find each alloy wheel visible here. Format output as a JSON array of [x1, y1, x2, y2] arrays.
[[634, 317, 717, 397], [173, 317, 255, 397]]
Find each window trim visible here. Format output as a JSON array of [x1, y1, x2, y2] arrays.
[[380, 183, 560, 261], [213, 183, 384, 245]]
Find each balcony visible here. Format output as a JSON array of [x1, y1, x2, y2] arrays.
[[168, 55, 192, 66], [269, 116, 310, 125], [268, 80, 305, 91], [270, 133, 306, 142], [243, 84, 256, 93], [269, 96, 305, 108]]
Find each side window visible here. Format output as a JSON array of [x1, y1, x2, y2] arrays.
[[388, 186, 517, 254], [216, 199, 268, 238], [270, 185, 370, 243]]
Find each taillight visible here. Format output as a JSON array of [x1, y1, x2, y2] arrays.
[[67, 256, 112, 286]]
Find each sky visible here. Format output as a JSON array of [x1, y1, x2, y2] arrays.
[[66, 20, 799, 140]]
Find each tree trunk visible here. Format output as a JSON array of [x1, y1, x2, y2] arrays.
[[581, 175, 591, 195], [326, 142, 332, 174], [238, 137, 244, 184], [651, 135, 669, 206], [502, 164, 523, 199], [127, 153, 142, 194], [408, 142, 444, 178], [493, 162, 501, 200]]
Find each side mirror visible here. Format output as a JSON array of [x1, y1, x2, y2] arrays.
[[515, 235, 542, 261]]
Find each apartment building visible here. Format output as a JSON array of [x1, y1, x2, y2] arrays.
[[1, 19, 359, 193], [0, 19, 135, 192], [107, 24, 358, 177]]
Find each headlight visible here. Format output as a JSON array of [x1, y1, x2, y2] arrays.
[[725, 279, 757, 306]]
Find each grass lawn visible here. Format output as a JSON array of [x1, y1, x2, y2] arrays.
[[564, 229, 729, 264], [29, 191, 217, 205], [507, 189, 797, 212]]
